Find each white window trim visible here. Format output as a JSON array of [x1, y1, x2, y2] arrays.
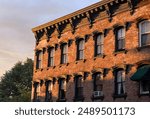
[[139, 20, 150, 47]]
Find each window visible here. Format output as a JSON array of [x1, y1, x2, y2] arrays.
[[33, 82, 40, 102], [114, 69, 125, 95], [140, 80, 150, 95], [58, 79, 66, 101], [115, 27, 125, 51], [93, 73, 103, 91], [74, 76, 84, 101], [92, 73, 104, 101], [95, 34, 104, 56], [48, 47, 54, 67], [45, 81, 53, 102], [77, 39, 85, 60], [61, 44, 68, 64], [33, 83, 38, 102], [139, 20, 150, 47], [36, 51, 42, 69]]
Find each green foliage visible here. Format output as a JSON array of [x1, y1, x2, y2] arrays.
[[0, 58, 33, 102]]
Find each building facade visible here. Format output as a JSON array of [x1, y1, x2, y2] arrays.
[[32, 0, 150, 102]]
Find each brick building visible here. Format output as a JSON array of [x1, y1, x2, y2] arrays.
[[31, 0, 150, 102]]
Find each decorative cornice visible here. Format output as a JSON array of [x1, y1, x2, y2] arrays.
[[33, 0, 115, 31], [32, 0, 141, 40]]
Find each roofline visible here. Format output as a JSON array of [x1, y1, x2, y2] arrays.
[[32, 0, 115, 32]]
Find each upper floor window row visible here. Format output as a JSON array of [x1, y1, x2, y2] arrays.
[[36, 20, 150, 69]]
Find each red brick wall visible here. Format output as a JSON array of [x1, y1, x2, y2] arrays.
[[32, 1, 150, 102]]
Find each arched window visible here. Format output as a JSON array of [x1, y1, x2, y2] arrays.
[[139, 20, 150, 47]]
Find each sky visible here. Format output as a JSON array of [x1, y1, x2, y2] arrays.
[[0, 0, 100, 77]]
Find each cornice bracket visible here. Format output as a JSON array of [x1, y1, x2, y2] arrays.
[[55, 24, 61, 38], [104, 4, 112, 22], [86, 12, 93, 28], [127, 0, 135, 15], [69, 19, 75, 34], [44, 28, 50, 41]]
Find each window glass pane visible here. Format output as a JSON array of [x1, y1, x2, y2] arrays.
[[141, 21, 150, 34], [77, 76, 83, 87], [48, 82, 53, 92], [141, 81, 149, 92], [79, 50, 83, 59], [50, 48, 54, 57], [118, 39, 124, 49], [97, 34, 103, 44], [117, 70, 123, 82], [63, 44, 67, 54], [50, 57, 54, 66], [38, 52, 42, 60], [79, 40, 84, 50], [117, 83, 122, 94], [117, 28, 125, 39], [97, 45, 102, 54], [141, 33, 150, 46]]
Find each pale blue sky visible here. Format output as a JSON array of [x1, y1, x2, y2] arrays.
[[0, 0, 100, 77]]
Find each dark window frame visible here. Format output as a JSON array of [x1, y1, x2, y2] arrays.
[[92, 72, 104, 101], [58, 79, 66, 101], [76, 39, 85, 60], [115, 27, 125, 51], [36, 51, 42, 69], [94, 34, 104, 56], [139, 20, 150, 47], [113, 69, 127, 100], [61, 43, 68, 64], [33, 82, 40, 102], [45, 81, 53, 102], [48, 47, 54, 67], [74, 75, 84, 101], [140, 80, 150, 95]]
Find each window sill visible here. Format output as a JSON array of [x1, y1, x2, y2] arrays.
[[73, 97, 84, 102], [113, 49, 127, 56], [113, 93, 127, 100], [35, 68, 43, 72], [136, 45, 150, 51], [94, 54, 106, 60], [91, 95, 104, 101], [59, 63, 69, 67], [56, 98, 67, 102], [47, 66, 56, 70], [138, 92, 150, 97], [75, 59, 86, 64]]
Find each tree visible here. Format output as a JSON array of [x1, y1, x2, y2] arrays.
[[0, 58, 33, 102]]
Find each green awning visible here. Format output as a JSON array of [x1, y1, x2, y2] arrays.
[[130, 65, 150, 81]]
